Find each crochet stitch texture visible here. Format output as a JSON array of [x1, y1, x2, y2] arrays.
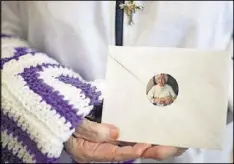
[[1, 35, 104, 163]]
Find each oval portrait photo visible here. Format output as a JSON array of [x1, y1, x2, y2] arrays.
[[146, 73, 179, 107]]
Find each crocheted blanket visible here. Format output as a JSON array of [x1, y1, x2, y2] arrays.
[[1, 35, 120, 163]]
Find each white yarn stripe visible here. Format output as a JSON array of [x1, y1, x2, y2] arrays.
[[2, 85, 63, 158], [1, 47, 18, 59], [1, 37, 103, 103], [1, 37, 29, 49], [39, 67, 93, 116], [1, 130, 35, 163], [2, 54, 73, 142], [3, 75, 73, 141], [2, 52, 58, 77]]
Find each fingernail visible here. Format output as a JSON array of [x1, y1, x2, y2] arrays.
[[109, 127, 119, 140]]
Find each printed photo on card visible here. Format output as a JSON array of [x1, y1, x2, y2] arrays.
[[101, 46, 230, 149], [146, 73, 179, 107]]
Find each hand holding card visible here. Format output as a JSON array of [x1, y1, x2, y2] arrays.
[[102, 46, 230, 150]]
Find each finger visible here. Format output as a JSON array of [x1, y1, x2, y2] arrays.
[[68, 138, 123, 163], [93, 143, 151, 162], [80, 140, 151, 162], [68, 137, 101, 163], [112, 143, 152, 162], [74, 119, 119, 142], [131, 143, 152, 157], [141, 146, 178, 160]]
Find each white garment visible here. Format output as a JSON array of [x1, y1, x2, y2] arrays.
[[147, 84, 176, 102], [2, 1, 233, 163], [228, 39, 233, 111]]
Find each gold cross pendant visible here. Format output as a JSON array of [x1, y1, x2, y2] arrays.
[[119, 1, 144, 25]]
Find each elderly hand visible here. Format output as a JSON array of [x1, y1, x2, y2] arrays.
[[64, 119, 151, 163], [164, 97, 173, 105], [141, 145, 187, 160], [154, 98, 162, 104], [119, 141, 187, 161]]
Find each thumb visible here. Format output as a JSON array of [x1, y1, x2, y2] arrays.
[[73, 119, 119, 143]]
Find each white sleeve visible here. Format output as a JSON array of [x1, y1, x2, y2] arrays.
[[2, 1, 25, 38], [1, 2, 103, 163], [147, 87, 155, 102], [228, 39, 233, 111], [169, 86, 176, 99], [1, 1, 29, 50]]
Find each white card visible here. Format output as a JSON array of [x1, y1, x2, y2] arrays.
[[102, 46, 230, 150]]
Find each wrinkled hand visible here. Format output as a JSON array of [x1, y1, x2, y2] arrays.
[[141, 145, 187, 160], [119, 141, 187, 161], [64, 119, 151, 163]]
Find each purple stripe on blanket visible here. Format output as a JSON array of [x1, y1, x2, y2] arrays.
[[1, 34, 15, 38], [20, 63, 83, 130], [1, 110, 57, 163], [71, 159, 135, 163], [122, 159, 135, 163], [1, 146, 23, 163], [1, 47, 39, 69], [2, 45, 102, 129], [57, 75, 102, 106]]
